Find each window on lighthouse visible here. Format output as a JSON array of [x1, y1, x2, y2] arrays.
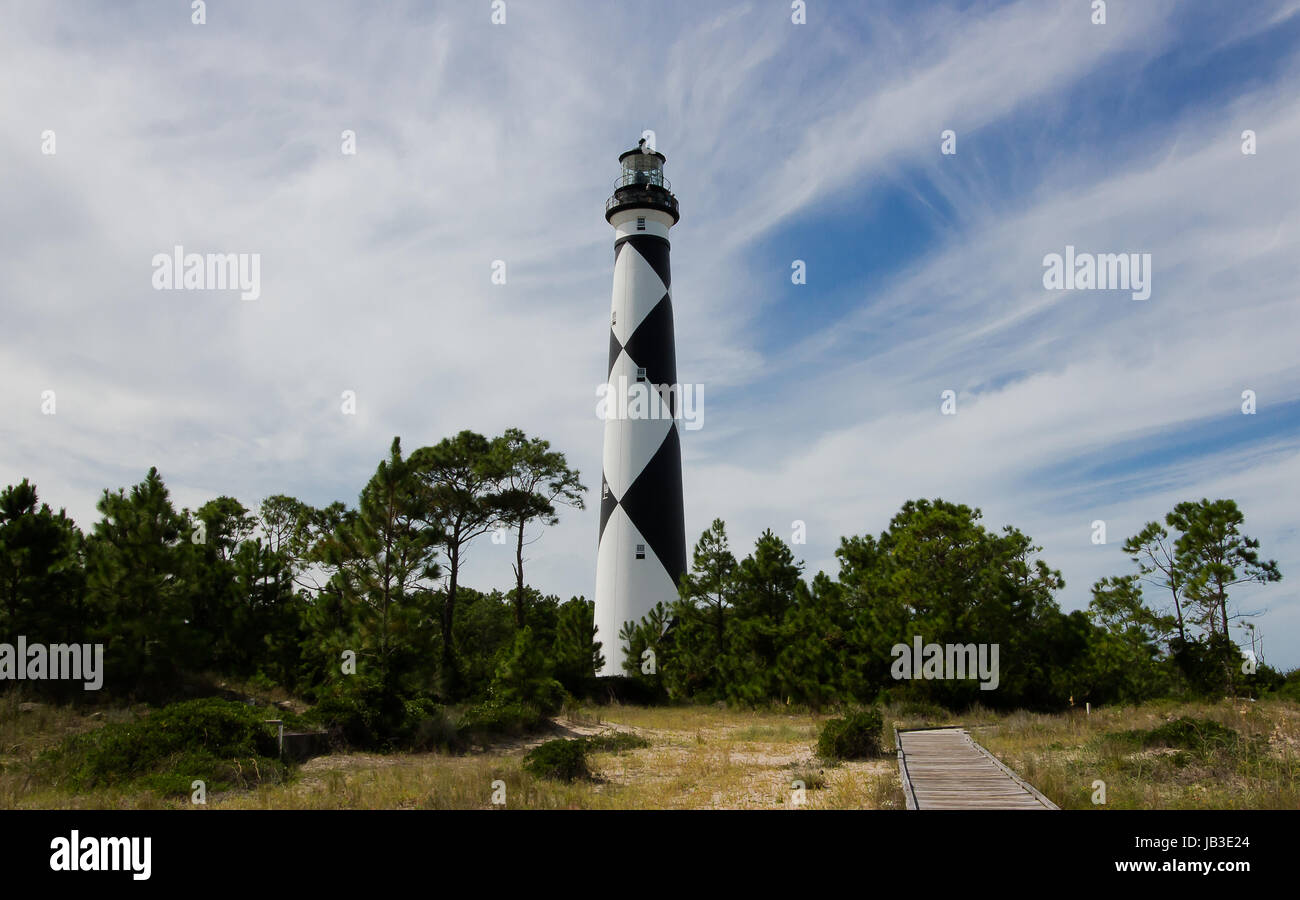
[[636, 367, 647, 382], [635, 544, 646, 560], [636, 216, 646, 231]]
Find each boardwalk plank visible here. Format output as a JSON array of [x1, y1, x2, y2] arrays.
[[896, 727, 1058, 810]]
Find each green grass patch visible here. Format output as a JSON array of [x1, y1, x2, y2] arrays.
[[1105, 716, 1241, 755], [585, 732, 650, 753]]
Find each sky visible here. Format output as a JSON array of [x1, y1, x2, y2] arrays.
[[2, 0, 1298, 668]]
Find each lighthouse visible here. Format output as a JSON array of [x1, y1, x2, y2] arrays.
[[594, 139, 688, 677]]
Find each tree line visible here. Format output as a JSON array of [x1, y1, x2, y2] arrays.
[[0, 429, 1289, 741], [0, 428, 590, 716], [623, 498, 1286, 709]]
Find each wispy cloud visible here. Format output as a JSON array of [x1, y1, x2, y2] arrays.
[[2, 0, 1297, 666]]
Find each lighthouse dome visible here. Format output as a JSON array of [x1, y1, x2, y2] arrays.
[[607, 140, 679, 224]]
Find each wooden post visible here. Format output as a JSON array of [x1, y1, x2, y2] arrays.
[[264, 719, 284, 755]]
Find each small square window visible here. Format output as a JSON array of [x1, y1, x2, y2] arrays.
[[602, 482, 609, 500], [635, 544, 646, 560], [611, 310, 617, 326], [636, 216, 646, 231], [636, 367, 647, 382]]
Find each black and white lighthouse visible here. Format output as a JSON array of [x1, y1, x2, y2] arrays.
[[594, 139, 687, 677]]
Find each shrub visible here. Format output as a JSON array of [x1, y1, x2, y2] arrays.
[[1105, 716, 1241, 756], [307, 692, 386, 749], [455, 698, 546, 742], [405, 700, 458, 751], [41, 698, 286, 794], [306, 682, 451, 751], [816, 708, 885, 760], [1270, 668, 1300, 702], [585, 732, 649, 753], [893, 699, 948, 721], [1241, 663, 1285, 698], [1145, 717, 1239, 752], [522, 739, 590, 782]]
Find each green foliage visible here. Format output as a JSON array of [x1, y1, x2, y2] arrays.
[[522, 739, 590, 782], [666, 519, 737, 700], [1170, 633, 1240, 699], [891, 699, 949, 721], [316, 438, 442, 698], [491, 626, 567, 715], [490, 428, 586, 627], [1107, 716, 1241, 756], [409, 430, 504, 699], [816, 708, 885, 760], [1272, 669, 1300, 702], [1146, 717, 1239, 752], [0, 480, 87, 676], [1242, 663, 1285, 698], [553, 597, 603, 697], [1118, 499, 1282, 697], [774, 572, 850, 708], [306, 676, 451, 751], [85, 468, 196, 697], [618, 601, 673, 699], [0, 444, 1283, 726], [41, 698, 286, 794], [455, 698, 546, 742], [450, 587, 519, 696], [621, 499, 1275, 712], [720, 530, 804, 705], [585, 731, 650, 753]]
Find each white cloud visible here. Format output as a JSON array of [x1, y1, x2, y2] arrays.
[[2, 1, 1297, 668]]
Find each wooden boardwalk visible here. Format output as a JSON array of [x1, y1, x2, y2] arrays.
[[896, 727, 1058, 810]]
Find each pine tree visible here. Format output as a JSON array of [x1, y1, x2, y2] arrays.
[[553, 597, 603, 696], [410, 431, 503, 698], [86, 467, 192, 694], [317, 438, 441, 698], [718, 530, 802, 704], [490, 429, 585, 627], [0, 479, 87, 648]]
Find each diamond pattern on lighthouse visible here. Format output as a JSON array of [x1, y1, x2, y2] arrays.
[[593, 504, 679, 668], [596, 227, 687, 676], [610, 237, 671, 346], [596, 142, 685, 677], [602, 349, 674, 499]]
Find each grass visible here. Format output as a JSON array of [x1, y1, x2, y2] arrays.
[[3, 699, 903, 809], [971, 698, 1300, 809], [11, 692, 1294, 809], [213, 729, 902, 809], [0, 691, 155, 808], [732, 723, 817, 742]]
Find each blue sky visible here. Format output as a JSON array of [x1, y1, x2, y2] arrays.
[[2, 0, 1298, 668]]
